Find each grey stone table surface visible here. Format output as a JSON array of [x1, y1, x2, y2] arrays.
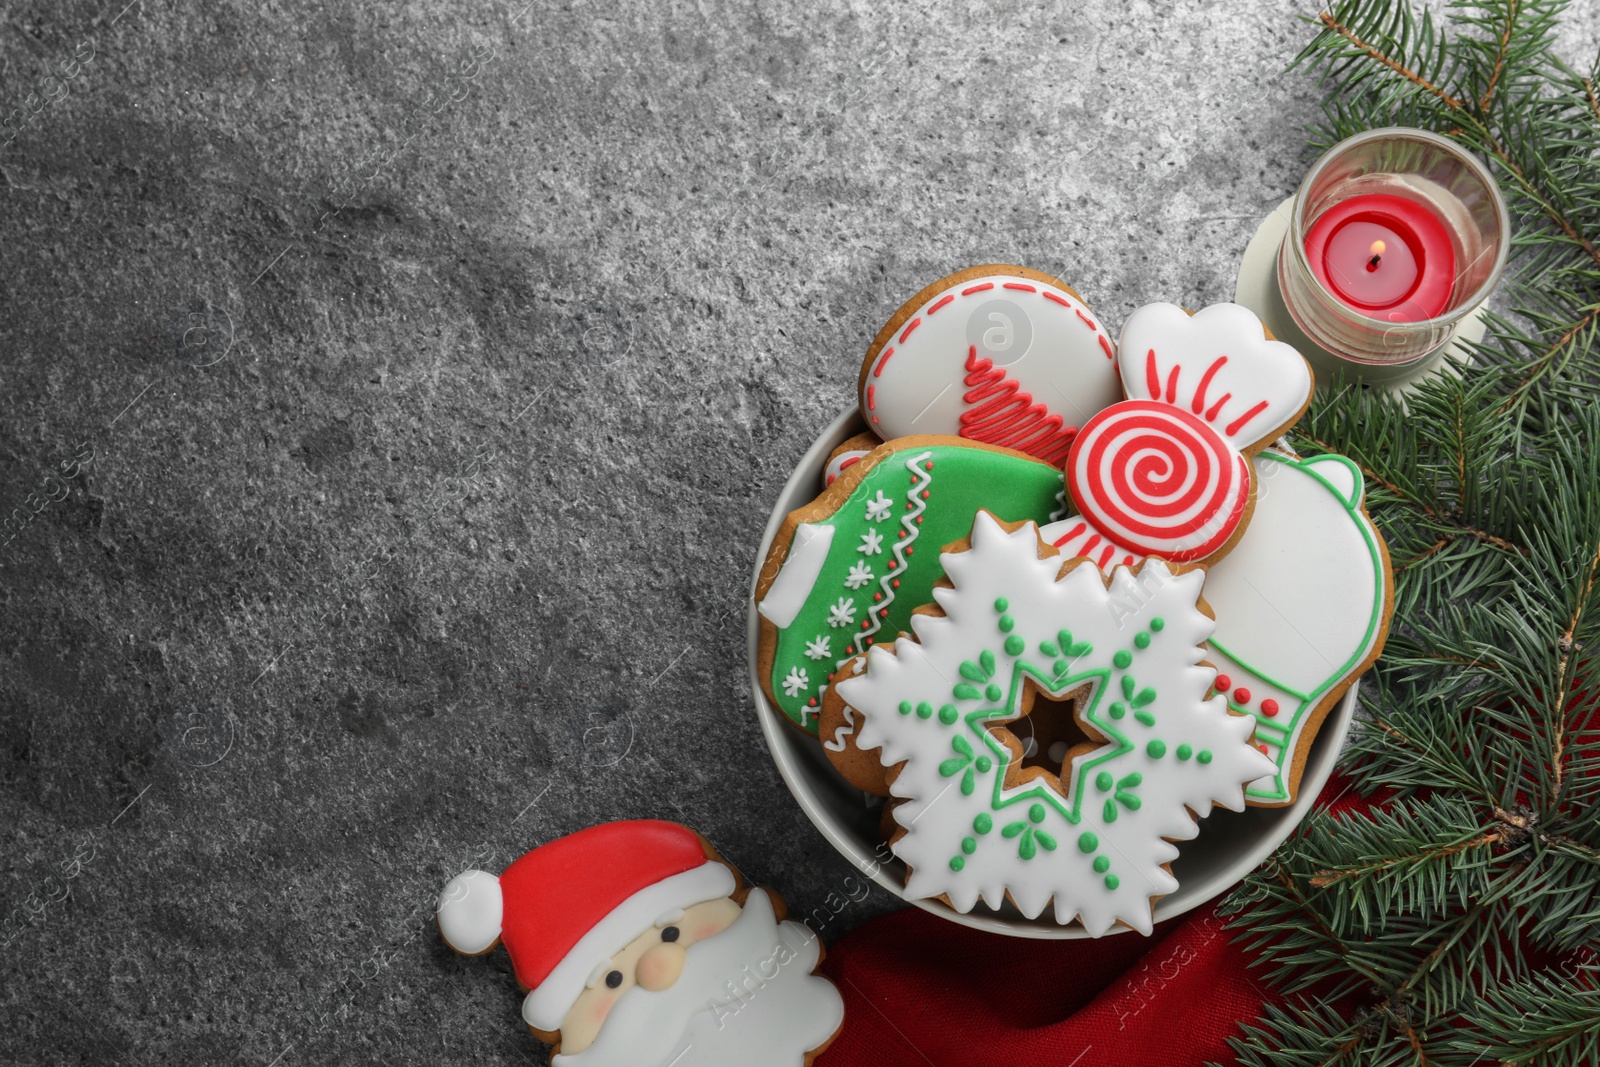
[[2, 1, 1595, 1064]]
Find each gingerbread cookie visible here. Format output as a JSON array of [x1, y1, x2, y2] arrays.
[[818, 657, 893, 795], [834, 512, 1274, 935], [1194, 450, 1393, 805], [822, 432, 880, 488], [858, 266, 1121, 464], [436, 820, 844, 1066], [1049, 302, 1313, 568], [755, 436, 1069, 734]]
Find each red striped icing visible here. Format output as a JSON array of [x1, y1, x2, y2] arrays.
[[1002, 282, 1036, 292], [1053, 522, 1087, 548], [956, 346, 1077, 466], [899, 317, 921, 344], [928, 294, 955, 315], [961, 282, 995, 295], [1042, 291, 1070, 308], [1190, 355, 1222, 412], [873, 347, 895, 377], [866, 385, 876, 410], [1075, 309, 1096, 330], [1225, 399, 1271, 438], [1098, 335, 1114, 360]]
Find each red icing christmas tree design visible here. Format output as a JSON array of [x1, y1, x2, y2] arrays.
[[958, 346, 1078, 466]]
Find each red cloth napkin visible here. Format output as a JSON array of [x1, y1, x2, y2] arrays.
[[818, 774, 1369, 1067]]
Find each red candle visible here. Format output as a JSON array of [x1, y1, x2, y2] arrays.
[[1303, 193, 1456, 321]]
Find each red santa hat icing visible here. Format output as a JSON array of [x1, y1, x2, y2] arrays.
[[435, 820, 736, 1032]]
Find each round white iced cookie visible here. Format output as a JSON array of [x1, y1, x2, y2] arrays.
[[836, 511, 1275, 936], [858, 266, 1120, 465]]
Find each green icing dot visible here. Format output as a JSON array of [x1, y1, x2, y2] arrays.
[[1029, 803, 1045, 824], [1077, 832, 1098, 853], [976, 756, 993, 772], [993, 597, 1009, 612], [1095, 771, 1113, 791], [939, 704, 959, 725], [1198, 750, 1213, 764], [1113, 649, 1133, 669], [950, 856, 965, 871], [998, 614, 1015, 633], [1004, 635, 1026, 656], [1134, 631, 1151, 649], [1104, 874, 1120, 890], [1150, 617, 1165, 631], [974, 813, 993, 834], [985, 683, 1003, 701], [898, 701, 913, 716], [916, 701, 934, 719], [1147, 740, 1167, 758], [1109, 701, 1127, 719], [1177, 743, 1193, 761], [961, 837, 977, 855], [1093, 856, 1110, 873]]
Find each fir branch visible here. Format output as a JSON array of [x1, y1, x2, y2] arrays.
[[1499, 303, 1600, 411], [1227, 1, 1600, 1062], [1306, 832, 1498, 889], [1475, 0, 1517, 112], [1552, 531, 1600, 798], [1313, 9, 1465, 108], [1455, 968, 1600, 1065]]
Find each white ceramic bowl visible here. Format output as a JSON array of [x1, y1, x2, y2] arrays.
[[748, 407, 1356, 939]]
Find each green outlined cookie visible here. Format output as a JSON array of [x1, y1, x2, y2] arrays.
[[755, 437, 1068, 734]]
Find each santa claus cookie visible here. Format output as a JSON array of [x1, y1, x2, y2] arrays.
[[755, 436, 1069, 734], [834, 511, 1274, 936], [436, 820, 844, 1066], [1048, 303, 1313, 569], [859, 265, 1121, 464]]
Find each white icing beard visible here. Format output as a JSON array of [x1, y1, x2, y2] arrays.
[[553, 888, 843, 1067]]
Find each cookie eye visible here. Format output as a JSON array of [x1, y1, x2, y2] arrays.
[[605, 970, 623, 989], [660, 926, 680, 943]]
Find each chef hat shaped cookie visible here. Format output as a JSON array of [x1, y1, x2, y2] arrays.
[[1051, 302, 1314, 570]]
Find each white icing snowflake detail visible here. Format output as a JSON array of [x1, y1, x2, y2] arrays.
[[837, 512, 1276, 937], [827, 597, 857, 628], [845, 562, 874, 590], [858, 529, 884, 556], [864, 491, 894, 523], [805, 636, 831, 661], [781, 666, 810, 698]]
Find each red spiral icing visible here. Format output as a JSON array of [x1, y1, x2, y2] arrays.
[[957, 346, 1077, 465], [1067, 400, 1250, 561]]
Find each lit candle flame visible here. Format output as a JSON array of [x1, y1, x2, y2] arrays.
[[1367, 238, 1386, 272]]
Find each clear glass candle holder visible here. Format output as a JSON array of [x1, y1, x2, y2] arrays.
[[1277, 127, 1509, 367]]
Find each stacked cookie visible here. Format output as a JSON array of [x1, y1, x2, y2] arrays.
[[753, 266, 1394, 936]]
